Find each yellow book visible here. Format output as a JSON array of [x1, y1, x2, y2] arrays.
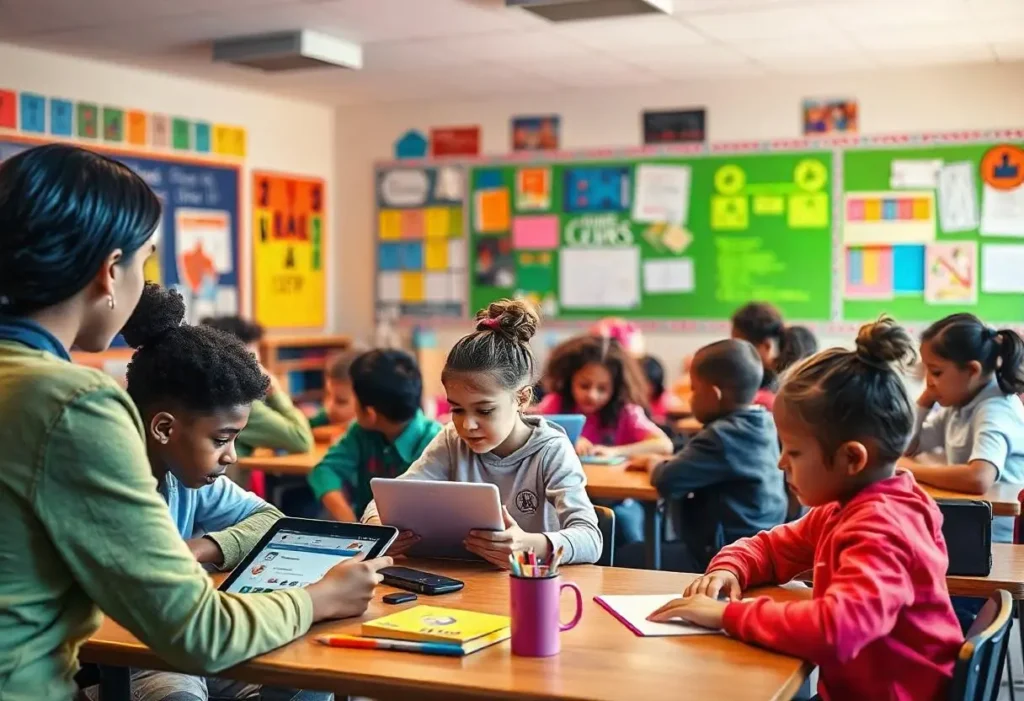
[[362, 605, 510, 644]]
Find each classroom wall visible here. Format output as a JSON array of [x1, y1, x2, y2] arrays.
[[335, 61, 1024, 382], [0, 42, 337, 332]]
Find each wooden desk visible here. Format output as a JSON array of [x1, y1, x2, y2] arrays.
[[946, 544, 1024, 599], [312, 425, 345, 445], [238, 447, 326, 476], [924, 482, 1021, 517], [81, 562, 811, 701]]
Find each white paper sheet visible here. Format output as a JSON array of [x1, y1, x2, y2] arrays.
[[937, 162, 979, 233], [560, 247, 639, 309], [377, 271, 401, 302], [982, 244, 1024, 293], [632, 164, 691, 225], [425, 272, 450, 303], [434, 166, 464, 202], [448, 240, 467, 270], [643, 258, 694, 294], [595, 595, 722, 637], [379, 169, 430, 208], [981, 185, 1024, 237], [215, 285, 238, 315], [890, 159, 942, 189]]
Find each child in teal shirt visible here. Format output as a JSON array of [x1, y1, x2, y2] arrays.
[[309, 349, 442, 522]]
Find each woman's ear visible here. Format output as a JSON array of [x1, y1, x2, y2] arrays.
[[149, 411, 175, 445]]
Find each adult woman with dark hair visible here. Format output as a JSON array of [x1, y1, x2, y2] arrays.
[[0, 144, 390, 701]]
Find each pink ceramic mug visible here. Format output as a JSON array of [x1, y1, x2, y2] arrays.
[[509, 574, 583, 657]]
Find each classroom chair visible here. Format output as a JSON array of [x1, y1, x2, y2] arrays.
[[594, 505, 616, 567], [950, 589, 1013, 701]]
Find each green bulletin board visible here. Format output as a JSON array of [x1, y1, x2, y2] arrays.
[[467, 151, 834, 321], [842, 139, 1024, 323]]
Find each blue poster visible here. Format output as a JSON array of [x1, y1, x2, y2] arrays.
[[19, 93, 46, 133], [50, 99, 73, 137], [563, 167, 630, 213]]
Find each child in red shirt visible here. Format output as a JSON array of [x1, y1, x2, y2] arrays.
[[650, 317, 962, 701]]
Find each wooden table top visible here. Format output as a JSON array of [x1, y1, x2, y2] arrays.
[[81, 562, 811, 701], [946, 543, 1024, 599], [923, 481, 1021, 517]]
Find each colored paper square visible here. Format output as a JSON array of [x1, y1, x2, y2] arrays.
[[399, 242, 424, 270], [151, 114, 170, 148], [425, 272, 452, 303], [49, 99, 73, 136], [788, 193, 829, 228], [378, 243, 402, 271], [863, 248, 880, 284], [846, 198, 864, 221], [425, 207, 450, 239], [864, 198, 882, 221], [913, 198, 931, 220], [847, 247, 863, 285], [400, 209, 425, 238], [898, 198, 914, 220], [194, 122, 211, 152], [231, 127, 247, 157], [172, 118, 191, 150], [377, 271, 401, 303], [516, 256, 555, 294], [512, 215, 559, 250], [20, 93, 45, 133], [893, 244, 926, 293], [212, 124, 230, 154], [475, 189, 511, 233], [477, 170, 503, 189], [77, 103, 98, 139], [126, 111, 147, 146], [425, 240, 448, 271], [449, 206, 463, 237], [102, 107, 124, 142], [379, 210, 401, 240], [0, 90, 15, 129], [563, 167, 630, 213], [400, 272, 425, 302], [448, 239, 467, 270], [310, 215, 323, 271], [711, 195, 749, 230], [753, 195, 785, 216], [882, 199, 898, 220]]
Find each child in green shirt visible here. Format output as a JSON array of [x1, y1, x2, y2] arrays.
[[309, 347, 361, 431], [308, 349, 442, 522]]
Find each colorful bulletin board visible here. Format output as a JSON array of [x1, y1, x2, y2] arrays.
[[842, 137, 1024, 323], [374, 164, 467, 319], [252, 172, 326, 328], [467, 151, 834, 321], [0, 137, 242, 329]]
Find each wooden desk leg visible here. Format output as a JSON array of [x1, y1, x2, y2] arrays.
[[643, 500, 664, 570], [97, 665, 131, 701]]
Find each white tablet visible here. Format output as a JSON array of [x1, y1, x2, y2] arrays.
[[370, 478, 503, 560]]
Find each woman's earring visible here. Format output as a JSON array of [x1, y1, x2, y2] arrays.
[[107, 295, 115, 310]]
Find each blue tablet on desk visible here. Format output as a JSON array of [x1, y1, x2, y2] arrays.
[[580, 455, 628, 466], [545, 414, 585, 444]]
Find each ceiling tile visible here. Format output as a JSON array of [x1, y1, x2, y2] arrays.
[[419, 30, 596, 63], [553, 14, 707, 49], [873, 44, 996, 67], [826, 0, 972, 29], [854, 24, 986, 50], [623, 44, 752, 78], [740, 35, 863, 60], [759, 53, 878, 74], [684, 6, 843, 41], [669, 0, 821, 13], [967, 0, 1024, 19], [973, 21, 1024, 43], [513, 55, 665, 89]]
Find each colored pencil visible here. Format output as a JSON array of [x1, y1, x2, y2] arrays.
[[316, 634, 465, 656]]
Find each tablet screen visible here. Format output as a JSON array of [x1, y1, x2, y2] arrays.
[[223, 528, 378, 594]]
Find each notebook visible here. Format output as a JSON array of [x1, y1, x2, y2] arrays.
[[362, 605, 510, 644], [594, 595, 723, 637]]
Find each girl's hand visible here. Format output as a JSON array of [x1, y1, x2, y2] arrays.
[[683, 569, 742, 600], [575, 436, 596, 456], [465, 507, 545, 568], [591, 444, 620, 457], [646, 594, 727, 630], [917, 387, 939, 408], [387, 530, 420, 557]]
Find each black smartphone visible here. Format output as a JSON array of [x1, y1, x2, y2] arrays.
[[380, 566, 465, 595], [383, 592, 418, 605]]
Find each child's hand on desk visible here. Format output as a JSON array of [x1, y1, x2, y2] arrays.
[[575, 436, 596, 456], [647, 594, 727, 630], [465, 507, 545, 568], [387, 530, 420, 557], [307, 553, 393, 620], [590, 445, 620, 458], [683, 569, 742, 601]]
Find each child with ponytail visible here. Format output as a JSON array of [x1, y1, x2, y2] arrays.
[[362, 300, 602, 567]]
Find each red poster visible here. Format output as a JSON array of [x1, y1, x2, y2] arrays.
[[430, 126, 480, 157], [0, 90, 16, 129]]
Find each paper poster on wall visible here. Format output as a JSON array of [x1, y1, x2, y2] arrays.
[[643, 108, 705, 145], [980, 185, 1024, 238], [893, 244, 926, 294], [511, 115, 559, 152], [982, 244, 1024, 293], [632, 164, 691, 225], [0, 90, 15, 129], [176, 209, 232, 275], [560, 247, 640, 310], [475, 188, 510, 233], [512, 216, 559, 250], [843, 191, 936, 245], [252, 172, 327, 328], [845, 246, 893, 300], [50, 99, 73, 137], [474, 236, 515, 288], [890, 160, 941, 189], [925, 241, 976, 304], [516, 167, 551, 211], [802, 98, 857, 135], [643, 258, 694, 294], [152, 115, 170, 148], [20, 93, 45, 133], [435, 166, 464, 201], [937, 162, 979, 233], [563, 167, 630, 213]]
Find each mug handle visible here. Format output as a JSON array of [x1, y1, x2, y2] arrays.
[[559, 582, 584, 632]]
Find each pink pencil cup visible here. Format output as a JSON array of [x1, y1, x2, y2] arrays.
[[509, 574, 583, 657]]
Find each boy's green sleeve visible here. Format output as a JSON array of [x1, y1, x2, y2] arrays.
[[37, 388, 313, 674], [307, 428, 362, 500], [239, 393, 314, 454]]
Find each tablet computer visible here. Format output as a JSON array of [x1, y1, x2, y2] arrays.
[[370, 478, 503, 559], [544, 414, 586, 445], [219, 518, 398, 594]]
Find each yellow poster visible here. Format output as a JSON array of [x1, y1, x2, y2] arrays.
[[252, 172, 326, 328]]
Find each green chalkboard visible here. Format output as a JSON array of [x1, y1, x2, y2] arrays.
[[843, 141, 1024, 323], [467, 151, 834, 321]]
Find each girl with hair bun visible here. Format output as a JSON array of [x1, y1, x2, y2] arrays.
[[363, 299, 602, 566], [649, 317, 961, 701]]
